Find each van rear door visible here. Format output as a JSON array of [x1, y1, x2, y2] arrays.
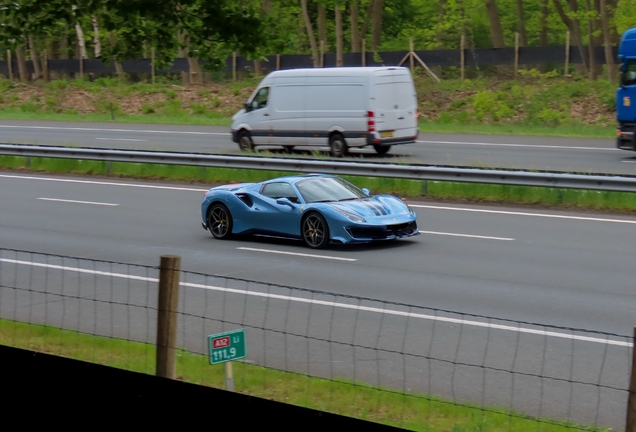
[[371, 70, 417, 140]]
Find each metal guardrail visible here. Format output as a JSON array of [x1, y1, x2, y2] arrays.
[[1, 144, 636, 193]]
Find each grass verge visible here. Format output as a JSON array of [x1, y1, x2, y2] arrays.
[[1, 155, 636, 213], [0, 319, 611, 432]]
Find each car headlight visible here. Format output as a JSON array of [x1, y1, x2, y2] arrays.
[[333, 206, 366, 223], [408, 206, 415, 215]]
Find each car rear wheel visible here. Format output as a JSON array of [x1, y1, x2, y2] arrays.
[[238, 131, 254, 151], [207, 203, 233, 239], [374, 145, 391, 155], [302, 212, 330, 249], [329, 134, 348, 157]]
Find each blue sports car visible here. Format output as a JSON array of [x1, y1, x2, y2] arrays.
[[200, 174, 419, 249]]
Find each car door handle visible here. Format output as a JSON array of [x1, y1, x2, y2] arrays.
[[398, 116, 405, 120], [263, 113, 269, 116]]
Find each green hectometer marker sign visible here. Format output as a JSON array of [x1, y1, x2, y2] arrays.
[[208, 329, 246, 365]]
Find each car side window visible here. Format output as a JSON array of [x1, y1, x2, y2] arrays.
[[252, 87, 270, 110], [261, 182, 300, 204]]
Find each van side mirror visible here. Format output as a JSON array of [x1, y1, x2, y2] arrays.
[[244, 102, 252, 112]]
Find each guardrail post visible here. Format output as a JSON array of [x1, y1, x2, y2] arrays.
[[626, 327, 636, 431], [156, 255, 181, 379], [422, 180, 428, 196]]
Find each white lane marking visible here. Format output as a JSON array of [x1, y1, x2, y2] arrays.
[[416, 140, 615, 151], [1, 258, 630, 348], [95, 137, 148, 142], [421, 231, 514, 241], [0, 124, 229, 136], [237, 247, 357, 262], [621, 160, 636, 163], [37, 198, 118, 206], [411, 204, 636, 225], [4, 174, 636, 226], [0, 174, 207, 192]]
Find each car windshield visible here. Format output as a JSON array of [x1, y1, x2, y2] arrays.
[[296, 177, 367, 203]]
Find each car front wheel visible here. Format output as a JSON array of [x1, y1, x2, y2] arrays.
[[302, 212, 330, 249]]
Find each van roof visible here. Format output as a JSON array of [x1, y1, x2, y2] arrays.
[[266, 67, 410, 78]]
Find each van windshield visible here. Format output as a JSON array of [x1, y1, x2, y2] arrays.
[[622, 60, 636, 87]]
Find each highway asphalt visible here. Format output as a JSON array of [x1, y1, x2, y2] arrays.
[[0, 171, 633, 428], [1, 120, 635, 174]]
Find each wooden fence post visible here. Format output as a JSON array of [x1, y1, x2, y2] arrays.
[[7, 50, 12, 81], [409, 38, 415, 72], [320, 40, 325, 68], [514, 32, 520, 77], [232, 52, 237, 81], [626, 327, 636, 431], [41, 50, 48, 82], [79, 56, 84, 80], [156, 255, 181, 379], [460, 34, 465, 80], [565, 31, 570, 76], [276, 54, 280, 70], [151, 47, 155, 84], [362, 39, 366, 67]]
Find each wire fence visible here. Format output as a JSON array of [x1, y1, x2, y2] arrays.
[[0, 247, 632, 431]]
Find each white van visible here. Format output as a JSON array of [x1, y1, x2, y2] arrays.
[[230, 67, 419, 157]]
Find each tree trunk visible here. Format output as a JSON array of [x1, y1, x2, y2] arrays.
[[515, 0, 528, 46], [15, 43, 28, 82], [485, 0, 505, 48], [59, 26, 69, 60], [539, 0, 549, 46], [335, 5, 343, 66], [253, 0, 272, 76], [300, 0, 320, 67], [92, 15, 101, 57], [72, 6, 87, 60], [371, 0, 384, 51], [436, 0, 447, 48], [350, 0, 360, 53], [360, 0, 375, 49], [318, 4, 327, 53], [599, 0, 616, 82], [584, 0, 597, 79], [553, 0, 588, 74], [28, 35, 41, 79], [108, 31, 124, 80]]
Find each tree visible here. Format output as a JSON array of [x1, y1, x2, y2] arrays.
[[484, 0, 505, 48], [335, 2, 343, 66], [300, 0, 320, 66], [371, 0, 383, 51], [515, 0, 527, 46]]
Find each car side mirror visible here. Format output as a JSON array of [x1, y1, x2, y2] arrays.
[[244, 102, 252, 112], [362, 188, 370, 196], [276, 198, 296, 208]]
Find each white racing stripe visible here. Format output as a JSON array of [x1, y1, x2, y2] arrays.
[[37, 198, 118, 206], [95, 137, 148, 142], [416, 139, 614, 151], [0, 124, 229, 136], [237, 247, 357, 262], [411, 204, 636, 225], [0, 258, 630, 348], [420, 231, 514, 241]]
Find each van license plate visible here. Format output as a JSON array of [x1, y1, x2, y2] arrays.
[[380, 131, 393, 138]]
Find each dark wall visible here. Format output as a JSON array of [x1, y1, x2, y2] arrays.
[[1, 344, 404, 430]]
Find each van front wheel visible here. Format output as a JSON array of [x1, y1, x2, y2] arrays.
[[374, 145, 391, 155], [238, 131, 255, 151], [329, 134, 348, 157]]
